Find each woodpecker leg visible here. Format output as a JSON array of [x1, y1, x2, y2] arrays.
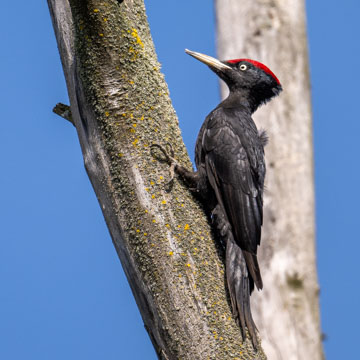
[[174, 164, 200, 192], [150, 143, 199, 192]]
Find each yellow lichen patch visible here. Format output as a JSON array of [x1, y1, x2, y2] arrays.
[[132, 138, 139, 146], [143, 233, 148, 236], [186, 263, 191, 268], [151, 243, 155, 247], [150, 181, 155, 185], [136, 229, 140, 233], [128, 46, 139, 60], [118, 153, 123, 157], [105, 111, 109, 117], [140, 115, 144, 121], [159, 176, 164, 180], [103, 17, 108, 22], [151, 194, 155, 199], [165, 224, 170, 228], [168, 251, 174, 256], [161, 200, 167, 205], [131, 28, 144, 48], [130, 128, 135, 133], [129, 80, 134, 85], [145, 188, 149, 192], [184, 224, 190, 230], [93, 8, 100, 12], [99, 33, 104, 37], [152, 219, 156, 223]]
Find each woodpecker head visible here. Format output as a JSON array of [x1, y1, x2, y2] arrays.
[[185, 49, 282, 111]]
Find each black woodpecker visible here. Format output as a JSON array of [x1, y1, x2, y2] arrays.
[[155, 49, 282, 348]]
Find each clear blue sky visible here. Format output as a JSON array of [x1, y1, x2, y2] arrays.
[[0, 1, 358, 359]]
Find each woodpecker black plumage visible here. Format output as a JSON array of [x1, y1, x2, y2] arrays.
[[155, 50, 282, 348]]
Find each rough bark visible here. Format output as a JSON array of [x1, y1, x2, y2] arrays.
[[47, 0, 266, 358], [215, 1, 324, 359]]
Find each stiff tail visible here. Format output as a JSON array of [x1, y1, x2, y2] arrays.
[[212, 205, 258, 348], [226, 237, 258, 349]]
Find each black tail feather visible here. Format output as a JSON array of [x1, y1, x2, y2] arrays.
[[226, 237, 258, 349], [212, 204, 259, 349]]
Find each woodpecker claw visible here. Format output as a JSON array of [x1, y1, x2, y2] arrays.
[[150, 143, 175, 164], [150, 143, 177, 192]]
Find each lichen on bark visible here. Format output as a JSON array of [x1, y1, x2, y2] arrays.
[[48, 0, 267, 358]]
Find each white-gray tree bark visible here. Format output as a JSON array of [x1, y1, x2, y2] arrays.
[[215, 1, 324, 359]]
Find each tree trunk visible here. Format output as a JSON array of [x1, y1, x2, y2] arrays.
[[215, 1, 324, 359], [47, 0, 266, 358]]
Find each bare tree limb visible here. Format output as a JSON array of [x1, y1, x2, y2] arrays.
[[47, 0, 266, 358], [53, 103, 74, 125]]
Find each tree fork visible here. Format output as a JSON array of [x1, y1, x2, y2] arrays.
[[47, 0, 266, 358]]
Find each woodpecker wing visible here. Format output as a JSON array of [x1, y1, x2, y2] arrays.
[[202, 107, 264, 289]]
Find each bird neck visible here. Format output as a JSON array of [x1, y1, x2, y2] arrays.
[[221, 88, 257, 113]]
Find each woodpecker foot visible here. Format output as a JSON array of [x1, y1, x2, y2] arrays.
[[150, 143, 177, 192]]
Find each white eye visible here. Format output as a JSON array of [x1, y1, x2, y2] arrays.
[[240, 64, 247, 71]]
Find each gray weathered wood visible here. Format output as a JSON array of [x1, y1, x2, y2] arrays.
[[47, 0, 267, 358], [215, 1, 324, 359]]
